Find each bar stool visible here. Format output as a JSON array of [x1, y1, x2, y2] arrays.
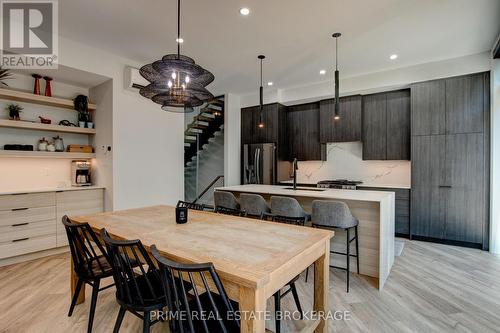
[[214, 191, 240, 211], [270, 196, 311, 221], [239, 193, 270, 219], [312, 200, 359, 292], [269, 196, 309, 333]]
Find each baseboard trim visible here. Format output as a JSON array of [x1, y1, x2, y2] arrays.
[[395, 233, 410, 239], [411, 235, 482, 249], [0, 246, 69, 267]]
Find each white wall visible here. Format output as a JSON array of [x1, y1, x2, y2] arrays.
[[490, 58, 500, 254], [90, 80, 114, 210], [224, 93, 241, 186], [57, 37, 184, 210], [294, 142, 411, 187]]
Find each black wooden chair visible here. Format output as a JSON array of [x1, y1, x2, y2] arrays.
[[151, 245, 239, 333], [214, 206, 246, 217], [63, 215, 116, 333], [100, 229, 167, 333], [260, 214, 306, 333], [176, 200, 212, 211]]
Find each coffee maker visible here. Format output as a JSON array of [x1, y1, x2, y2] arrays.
[[71, 160, 92, 186]]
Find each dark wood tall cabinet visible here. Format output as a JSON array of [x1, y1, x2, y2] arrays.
[[362, 90, 410, 160], [319, 95, 362, 143], [410, 72, 490, 249]]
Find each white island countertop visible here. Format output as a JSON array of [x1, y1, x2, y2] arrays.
[[216, 184, 396, 290], [217, 184, 395, 203], [279, 180, 411, 190]]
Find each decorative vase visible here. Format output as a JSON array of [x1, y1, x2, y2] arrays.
[[43, 76, 52, 97], [32, 74, 42, 95]]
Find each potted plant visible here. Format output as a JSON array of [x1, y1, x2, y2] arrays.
[[74, 95, 90, 127], [0, 66, 12, 87], [6, 104, 23, 120]]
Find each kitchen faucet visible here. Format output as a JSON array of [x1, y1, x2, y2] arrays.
[[293, 158, 298, 190]]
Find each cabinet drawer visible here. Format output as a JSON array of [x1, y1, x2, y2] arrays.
[[0, 234, 56, 259], [396, 199, 410, 217], [357, 187, 410, 200], [56, 189, 104, 212], [396, 216, 410, 235], [0, 192, 56, 211], [0, 206, 56, 227], [0, 219, 56, 243]]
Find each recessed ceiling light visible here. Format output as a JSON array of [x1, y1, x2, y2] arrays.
[[267, 82, 273, 86], [389, 54, 398, 60], [239, 7, 250, 16], [176, 38, 184, 44], [319, 69, 326, 75]]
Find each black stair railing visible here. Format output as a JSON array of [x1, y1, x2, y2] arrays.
[[192, 175, 224, 204]]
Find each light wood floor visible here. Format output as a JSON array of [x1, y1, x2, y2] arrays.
[[1, 239, 500, 333]]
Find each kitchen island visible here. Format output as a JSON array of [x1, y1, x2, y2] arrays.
[[216, 184, 395, 289]]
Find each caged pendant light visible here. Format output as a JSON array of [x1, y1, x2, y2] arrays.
[[332, 32, 341, 121], [139, 0, 215, 111], [257, 55, 265, 128]]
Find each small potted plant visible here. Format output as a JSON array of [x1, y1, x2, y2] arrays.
[[0, 66, 12, 87], [6, 104, 23, 120]]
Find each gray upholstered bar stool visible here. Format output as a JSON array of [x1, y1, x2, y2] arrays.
[[239, 193, 270, 219], [213, 191, 242, 215], [312, 200, 359, 293], [270, 196, 311, 221]]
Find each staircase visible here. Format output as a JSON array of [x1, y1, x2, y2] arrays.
[[184, 98, 224, 166], [184, 97, 225, 204]]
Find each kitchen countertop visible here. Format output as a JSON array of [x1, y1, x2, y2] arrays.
[[217, 184, 394, 203], [0, 186, 105, 196], [279, 180, 411, 190]]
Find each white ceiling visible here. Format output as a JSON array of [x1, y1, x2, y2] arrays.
[[59, 0, 500, 96]]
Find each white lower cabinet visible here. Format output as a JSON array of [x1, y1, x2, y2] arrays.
[[0, 188, 104, 259], [56, 189, 104, 247]]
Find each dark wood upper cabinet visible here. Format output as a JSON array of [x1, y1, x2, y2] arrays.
[[362, 93, 387, 160], [362, 89, 410, 160], [445, 73, 486, 134], [241, 103, 286, 145], [411, 72, 489, 136], [411, 80, 446, 135], [319, 95, 362, 143], [287, 102, 323, 161], [386, 90, 411, 160]]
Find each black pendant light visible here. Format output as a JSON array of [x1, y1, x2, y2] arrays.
[[332, 32, 341, 121], [257, 55, 265, 128], [139, 0, 214, 111]]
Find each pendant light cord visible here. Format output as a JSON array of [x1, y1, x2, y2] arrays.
[[177, 0, 181, 58]]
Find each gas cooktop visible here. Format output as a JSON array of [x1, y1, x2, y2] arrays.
[[317, 179, 363, 190]]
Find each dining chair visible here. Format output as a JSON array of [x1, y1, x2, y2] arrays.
[[239, 193, 270, 219], [63, 215, 116, 333], [176, 200, 211, 211], [260, 212, 306, 333], [312, 200, 360, 292], [100, 229, 167, 333], [151, 245, 240, 333]]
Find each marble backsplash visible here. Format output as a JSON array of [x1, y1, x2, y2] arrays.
[[295, 142, 411, 186]]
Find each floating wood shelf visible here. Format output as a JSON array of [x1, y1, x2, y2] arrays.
[[0, 150, 95, 159], [0, 88, 96, 111], [0, 119, 96, 134]]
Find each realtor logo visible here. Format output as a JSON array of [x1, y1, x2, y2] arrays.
[[1, 0, 58, 68]]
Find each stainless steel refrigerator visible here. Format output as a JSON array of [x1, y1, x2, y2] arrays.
[[243, 143, 276, 184]]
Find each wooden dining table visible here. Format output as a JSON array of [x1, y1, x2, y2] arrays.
[[70, 205, 334, 333]]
